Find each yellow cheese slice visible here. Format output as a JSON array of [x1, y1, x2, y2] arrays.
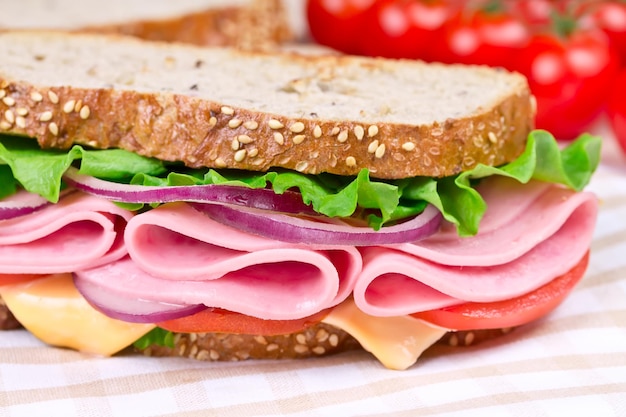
[[322, 298, 448, 370], [0, 273, 154, 356], [0, 274, 445, 367]]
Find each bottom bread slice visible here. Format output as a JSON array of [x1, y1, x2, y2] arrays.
[[0, 301, 513, 361], [137, 324, 515, 362]]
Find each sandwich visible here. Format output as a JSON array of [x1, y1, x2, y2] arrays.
[[0, 0, 292, 49], [0, 31, 600, 370]]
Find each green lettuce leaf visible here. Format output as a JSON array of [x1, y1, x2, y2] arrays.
[[0, 164, 17, 199], [396, 130, 601, 236], [0, 130, 601, 236], [133, 327, 175, 350], [132, 168, 400, 227], [0, 135, 165, 202]]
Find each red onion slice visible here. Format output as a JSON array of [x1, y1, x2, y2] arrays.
[[191, 203, 442, 246], [63, 167, 315, 215], [0, 190, 52, 220], [73, 272, 206, 323]]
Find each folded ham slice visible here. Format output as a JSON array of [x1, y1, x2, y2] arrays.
[[0, 191, 132, 273], [392, 178, 588, 266], [76, 203, 363, 320], [62, 177, 598, 322], [354, 178, 598, 317]]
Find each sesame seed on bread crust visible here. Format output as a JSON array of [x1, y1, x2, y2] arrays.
[[0, 31, 533, 179], [0, 0, 292, 50], [137, 324, 516, 362], [0, 299, 514, 360], [139, 324, 362, 362]]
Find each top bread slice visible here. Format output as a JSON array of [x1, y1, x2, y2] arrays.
[[0, 31, 533, 179], [0, 0, 292, 49]]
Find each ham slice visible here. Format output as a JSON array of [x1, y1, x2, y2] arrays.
[[392, 177, 583, 266], [0, 191, 132, 273], [79, 203, 363, 320], [48, 176, 597, 322], [354, 179, 598, 317]]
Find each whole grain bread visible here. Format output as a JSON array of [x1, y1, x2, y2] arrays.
[[137, 324, 515, 362], [0, 0, 292, 49], [0, 31, 534, 179], [0, 296, 514, 361]]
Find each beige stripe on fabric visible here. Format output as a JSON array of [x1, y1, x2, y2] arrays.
[[359, 383, 626, 417], [591, 228, 626, 252], [0, 353, 370, 407], [579, 264, 626, 290], [598, 193, 626, 210], [156, 354, 626, 417], [1, 349, 625, 410], [490, 309, 626, 343], [0, 345, 93, 365], [1, 305, 623, 375]]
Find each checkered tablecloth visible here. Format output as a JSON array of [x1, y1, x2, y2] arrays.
[[1, 124, 625, 417]]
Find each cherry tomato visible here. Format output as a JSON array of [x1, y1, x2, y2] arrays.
[[306, 0, 376, 54], [511, 0, 556, 26], [577, 0, 626, 67], [158, 307, 331, 336], [608, 69, 626, 154], [412, 252, 589, 330], [441, 2, 531, 70], [359, 0, 460, 61], [517, 23, 620, 139]]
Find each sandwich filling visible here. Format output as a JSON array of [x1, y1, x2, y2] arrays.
[[0, 130, 600, 369]]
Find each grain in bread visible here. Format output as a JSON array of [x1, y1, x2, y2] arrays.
[[0, 297, 515, 360], [0, 31, 533, 179], [0, 0, 292, 49], [137, 324, 516, 361]]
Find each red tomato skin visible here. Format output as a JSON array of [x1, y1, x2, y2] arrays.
[[161, 252, 590, 336], [359, 0, 460, 62], [608, 69, 626, 154], [512, 0, 556, 26], [442, 9, 532, 70], [306, 0, 376, 54], [411, 252, 590, 331], [158, 307, 331, 336], [578, 1, 626, 67], [0, 273, 47, 286], [517, 28, 620, 140]]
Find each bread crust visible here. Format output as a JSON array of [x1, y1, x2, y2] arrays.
[[140, 323, 362, 361], [0, 72, 533, 180], [0, 300, 514, 360], [76, 0, 293, 49], [137, 324, 516, 362]]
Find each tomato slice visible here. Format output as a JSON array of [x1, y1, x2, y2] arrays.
[[161, 252, 589, 335], [2, 251, 590, 335], [0, 273, 48, 286], [412, 252, 590, 331], [157, 307, 331, 336]]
